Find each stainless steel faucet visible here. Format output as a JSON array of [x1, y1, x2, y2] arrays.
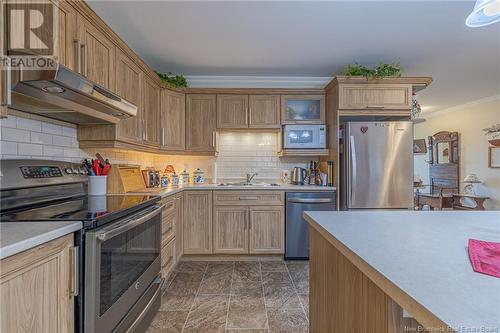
[[246, 172, 258, 184]]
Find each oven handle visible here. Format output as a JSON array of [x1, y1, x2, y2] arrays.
[[287, 198, 333, 204], [95, 205, 163, 241]]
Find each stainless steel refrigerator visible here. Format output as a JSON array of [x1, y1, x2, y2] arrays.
[[340, 121, 414, 210]]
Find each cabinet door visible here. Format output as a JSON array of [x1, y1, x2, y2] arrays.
[[281, 95, 325, 124], [161, 89, 185, 151], [77, 14, 115, 90], [249, 206, 284, 254], [115, 50, 143, 144], [186, 94, 216, 152], [249, 95, 280, 128], [338, 84, 412, 111], [0, 235, 75, 333], [183, 191, 212, 254], [142, 76, 161, 147], [213, 206, 248, 254], [56, 1, 77, 70], [216, 95, 248, 129]]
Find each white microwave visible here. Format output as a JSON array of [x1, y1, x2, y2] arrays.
[[283, 124, 326, 149]]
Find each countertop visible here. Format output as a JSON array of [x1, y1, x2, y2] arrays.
[[304, 210, 500, 331], [0, 221, 82, 260], [129, 183, 336, 198]]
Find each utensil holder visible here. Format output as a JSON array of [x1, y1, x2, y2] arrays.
[[88, 176, 107, 196]]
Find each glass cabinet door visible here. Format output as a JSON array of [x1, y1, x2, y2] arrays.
[[281, 95, 325, 124]]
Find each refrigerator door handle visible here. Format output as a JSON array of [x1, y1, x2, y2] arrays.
[[349, 135, 357, 207]]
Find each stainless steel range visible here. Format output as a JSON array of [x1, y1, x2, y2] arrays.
[[0, 159, 162, 333]]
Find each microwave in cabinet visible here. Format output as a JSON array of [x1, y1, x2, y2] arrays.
[[283, 125, 326, 149]]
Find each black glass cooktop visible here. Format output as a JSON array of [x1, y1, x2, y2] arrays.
[[0, 194, 160, 230]]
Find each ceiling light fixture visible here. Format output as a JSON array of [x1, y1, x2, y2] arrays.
[[466, 0, 500, 27]]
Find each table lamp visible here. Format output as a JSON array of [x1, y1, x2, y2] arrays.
[[463, 173, 481, 195]]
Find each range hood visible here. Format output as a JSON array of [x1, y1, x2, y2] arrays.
[[10, 63, 137, 125]]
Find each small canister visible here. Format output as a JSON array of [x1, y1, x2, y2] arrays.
[[171, 172, 179, 186], [193, 168, 204, 184], [180, 170, 190, 184], [161, 174, 168, 188]]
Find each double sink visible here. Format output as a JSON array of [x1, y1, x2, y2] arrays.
[[217, 182, 280, 187]]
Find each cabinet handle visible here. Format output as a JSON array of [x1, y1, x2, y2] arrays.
[[80, 43, 88, 77], [365, 106, 385, 109], [246, 106, 249, 125], [161, 127, 165, 146], [71, 246, 79, 297], [247, 208, 251, 229], [1, 59, 11, 107], [212, 131, 216, 148], [73, 40, 81, 74]]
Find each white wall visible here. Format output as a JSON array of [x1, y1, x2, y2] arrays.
[[414, 96, 500, 210]]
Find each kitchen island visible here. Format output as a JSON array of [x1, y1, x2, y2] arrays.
[[304, 210, 500, 333]]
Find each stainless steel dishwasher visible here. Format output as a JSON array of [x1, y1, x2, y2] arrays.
[[285, 192, 336, 259]]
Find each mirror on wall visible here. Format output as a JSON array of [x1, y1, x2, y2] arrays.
[[436, 142, 450, 164]]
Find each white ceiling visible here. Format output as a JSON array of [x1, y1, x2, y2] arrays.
[[88, 1, 500, 112]]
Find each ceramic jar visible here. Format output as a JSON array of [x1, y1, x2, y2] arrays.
[[193, 168, 204, 184], [180, 170, 190, 184], [171, 172, 179, 186]]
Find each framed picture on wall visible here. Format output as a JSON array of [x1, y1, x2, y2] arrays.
[[489, 146, 500, 168], [413, 139, 427, 154]]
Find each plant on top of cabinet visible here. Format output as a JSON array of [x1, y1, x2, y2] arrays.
[[345, 62, 402, 79], [155, 71, 188, 89]]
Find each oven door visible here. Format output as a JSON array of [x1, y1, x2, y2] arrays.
[[85, 204, 162, 333]]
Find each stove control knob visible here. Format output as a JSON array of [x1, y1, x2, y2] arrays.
[[80, 169, 86, 175], [72, 167, 79, 174], [64, 167, 73, 174]]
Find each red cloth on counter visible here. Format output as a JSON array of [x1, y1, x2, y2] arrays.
[[468, 239, 500, 278]]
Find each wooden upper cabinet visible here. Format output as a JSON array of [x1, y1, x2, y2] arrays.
[[56, 1, 77, 70], [186, 94, 217, 153], [115, 50, 143, 144], [161, 89, 186, 151], [217, 95, 248, 129], [213, 206, 249, 254], [249, 95, 280, 128], [281, 95, 325, 124], [183, 191, 212, 254], [76, 14, 115, 90], [249, 206, 284, 254], [338, 84, 412, 111], [0, 235, 75, 333], [142, 76, 161, 147]]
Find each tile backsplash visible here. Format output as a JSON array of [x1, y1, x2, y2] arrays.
[[1, 114, 311, 182]]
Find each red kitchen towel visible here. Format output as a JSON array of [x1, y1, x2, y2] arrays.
[[468, 239, 500, 278]]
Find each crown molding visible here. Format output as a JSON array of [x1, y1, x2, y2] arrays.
[[185, 75, 332, 88], [424, 94, 500, 119]]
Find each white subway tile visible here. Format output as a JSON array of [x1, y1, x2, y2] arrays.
[[18, 143, 42, 156], [52, 135, 74, 147], [16, 118, 42, 132], [63, 148, 80, 158], [1, 154, 21, 159], [0, 115, 17, 128], [43, 146, 64, 157], [1, 127, 30, 143], [0, 141, 18, 155], [62, 126, 77, 138], [41, 122, 63, 135], [31, 132, 53, 145]]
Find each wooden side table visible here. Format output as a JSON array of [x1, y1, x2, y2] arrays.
[[451, 194, 489, 210]]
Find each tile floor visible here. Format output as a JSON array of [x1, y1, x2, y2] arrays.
[[147, 260, 309, 333]]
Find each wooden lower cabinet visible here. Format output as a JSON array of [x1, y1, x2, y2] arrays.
[[161, 238, 176, 279], [249, 206, 284, 254], [212, 204, 284, 255], [183, 191, 212, 254], [174, 193, 184, 262], [213, 206, 249, 254], [0, 234, 76, 333]]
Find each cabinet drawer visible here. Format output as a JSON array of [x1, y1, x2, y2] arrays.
[[338, 84, 412, 110], [161, 197, 176, 216], [161, 238, 176, 278], [214, 191, 283, 206], [162, 213, 175, 244]]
